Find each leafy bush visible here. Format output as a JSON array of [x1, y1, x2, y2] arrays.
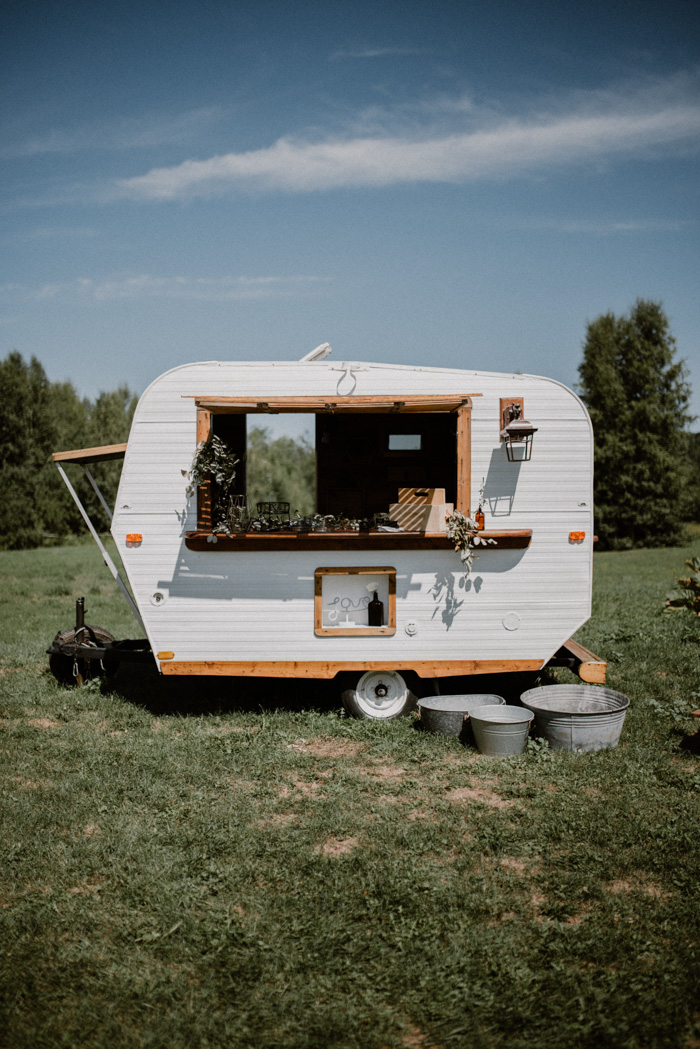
[[665, 556, 700, 615]]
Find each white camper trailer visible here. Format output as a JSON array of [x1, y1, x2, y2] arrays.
[[49, 351, 606, 716]]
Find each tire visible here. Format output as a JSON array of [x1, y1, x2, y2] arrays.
[[49, 625, 115, 686], [341, 670, 418, 720]]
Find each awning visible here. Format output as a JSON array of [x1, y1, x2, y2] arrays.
[[51, 443, 127, 464], [190, 395, 475, 414]]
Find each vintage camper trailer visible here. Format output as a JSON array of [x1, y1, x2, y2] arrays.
[[49, 349, 606, 716]]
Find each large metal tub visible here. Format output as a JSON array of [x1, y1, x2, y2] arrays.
[[417, 694, 505, 740], [520, 684, 630, 752]]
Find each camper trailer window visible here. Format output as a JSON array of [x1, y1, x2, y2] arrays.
[[388, 434, 422, 451], [314, 566, 396, 636], [191, 394, 472, 539]]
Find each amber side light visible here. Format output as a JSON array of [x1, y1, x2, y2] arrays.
[[126, 533, 143, 543], [569, 531, 585, 542], [157, 651, 175, 660]]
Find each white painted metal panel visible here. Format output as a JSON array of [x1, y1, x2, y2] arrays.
[[111, 360, 593, 674]]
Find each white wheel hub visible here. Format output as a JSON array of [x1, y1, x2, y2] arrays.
[[354, 670, 409, 719]]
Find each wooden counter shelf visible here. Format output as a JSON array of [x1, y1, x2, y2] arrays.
[[184, 529, 532, 552]]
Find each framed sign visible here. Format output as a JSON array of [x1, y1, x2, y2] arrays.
[[314, 567, 396, 637]]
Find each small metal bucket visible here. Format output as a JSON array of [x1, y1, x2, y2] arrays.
[[520, 684, 629, 752], [417, 694, 505, 741], [469, 704, 534, 756]]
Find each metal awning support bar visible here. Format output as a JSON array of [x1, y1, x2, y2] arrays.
[[83, 465, 113, 523], [54, 461, 145, 631]]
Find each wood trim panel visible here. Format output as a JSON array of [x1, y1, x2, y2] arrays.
[[184, 529, 532, 552], [456, 403, 471, 516], [191, 394, 475, 414], [558, 638, 607, 684], [314, 566, 396, 637], [160, 659, 544, 679], [52, 443, 127, 464], [195, 408, 212, 531]]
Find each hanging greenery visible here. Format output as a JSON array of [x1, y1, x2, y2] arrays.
[[445, 509, 496, 579], [182, 434, 239, 533]]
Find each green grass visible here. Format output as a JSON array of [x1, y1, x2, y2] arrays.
[[1, 538, 699, 1049]]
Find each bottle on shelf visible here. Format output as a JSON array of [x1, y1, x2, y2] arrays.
[[367, 590, 384, 626]]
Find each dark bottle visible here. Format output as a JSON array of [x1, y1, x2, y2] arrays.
[[368, 590, 384, 627]]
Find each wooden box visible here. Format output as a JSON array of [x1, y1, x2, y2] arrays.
[[397, 487, 446, 505], [389, 501, 453, 532]]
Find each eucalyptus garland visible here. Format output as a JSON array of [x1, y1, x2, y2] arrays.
[[182, 434, 240, 532], [445, 509, 496, 579]]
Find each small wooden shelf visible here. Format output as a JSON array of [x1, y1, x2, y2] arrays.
[[184, 529, 532, 552]]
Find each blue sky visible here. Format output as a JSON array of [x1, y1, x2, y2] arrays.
[[2, 0, 699, 423]]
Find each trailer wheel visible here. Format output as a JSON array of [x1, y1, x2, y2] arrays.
[[341, 670, 417, 720], [49, 626, 116, 686]]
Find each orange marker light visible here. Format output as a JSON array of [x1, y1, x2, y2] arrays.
[[569, 531, 585, 542], [157, 651, 174, 660], [126, 533, 143, 544]]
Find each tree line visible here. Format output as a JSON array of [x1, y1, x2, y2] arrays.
[[0, 352, 138, 549], [1, 298, 698, 551]]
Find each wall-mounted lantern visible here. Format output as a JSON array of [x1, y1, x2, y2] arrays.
[[500, 398, 538, 461]]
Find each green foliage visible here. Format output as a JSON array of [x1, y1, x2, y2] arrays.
[[445, 509, 496, 577], [183, 433, 240, 532], [665, 556, 700, 616], [680, 431, 700, 522], [578, 299, 693, 549], [0, 352, 136, 549], [246, 425, 315, 516]]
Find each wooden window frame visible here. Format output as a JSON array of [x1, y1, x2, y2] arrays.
[[192, 395, 473, 533], [314, 566, 396, 637]]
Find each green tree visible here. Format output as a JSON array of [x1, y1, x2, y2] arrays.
[[578, 299, 693, 549], [246, 426, 315, 516], [0, 352, 137, 548]]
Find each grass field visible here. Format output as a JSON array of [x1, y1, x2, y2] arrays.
[[1, 537, 699, 1049]]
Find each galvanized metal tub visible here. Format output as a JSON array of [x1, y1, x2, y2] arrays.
[[417, 694, 505, 739], [520, 684, 630, 752], [469, 704, 534, 756]]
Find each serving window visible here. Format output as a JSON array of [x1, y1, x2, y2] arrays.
[[189, 394, 473, 543]]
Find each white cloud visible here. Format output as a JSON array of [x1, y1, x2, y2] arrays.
[[114, 75, 700, 201], [0, 274, 331, 304]]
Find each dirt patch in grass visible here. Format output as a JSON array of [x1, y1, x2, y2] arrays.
[[608, 877, 672, 900], [257, 813, 300, 828], [10, 776, 44, 790], [279, 778, 327, 798], [407, 808, 431, 821], [445, 785, 514, 808], [315, 836, 360, 857], [400, 1021, 442, 1049], [66, 877, 103, 895], [498, 856, 536, 875], [362, 763, 407, 781], [27, 717, 62, 729], [292, 737, 367, 759]]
